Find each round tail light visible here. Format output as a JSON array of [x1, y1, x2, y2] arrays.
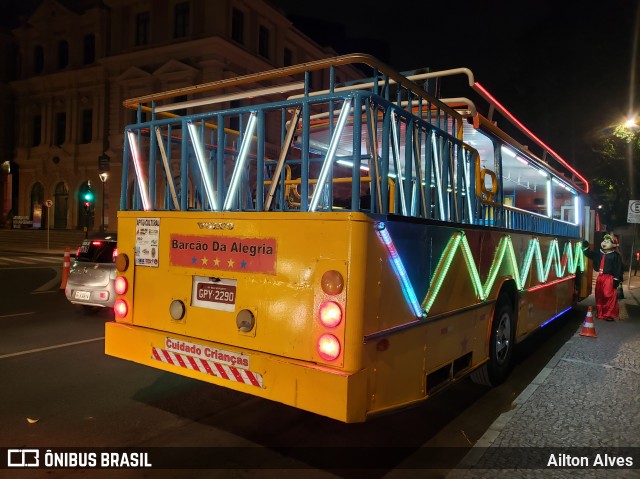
[[114, 299, 128, 318], [114, 276, 128, 295], [317, 334, 340, 361], [319, 301, 342, 328]]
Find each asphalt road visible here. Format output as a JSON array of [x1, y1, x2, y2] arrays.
[[0, 255, 585, 479]]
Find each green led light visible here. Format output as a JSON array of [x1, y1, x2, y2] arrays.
[[420, 232, 582, 317]]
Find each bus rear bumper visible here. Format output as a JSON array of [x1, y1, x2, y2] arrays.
[[105, 321, 368, 423]]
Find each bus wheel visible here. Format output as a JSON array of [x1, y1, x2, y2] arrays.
[[471, 294, 515, 387]]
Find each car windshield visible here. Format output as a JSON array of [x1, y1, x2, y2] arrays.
[[76, 240, 117, 263]]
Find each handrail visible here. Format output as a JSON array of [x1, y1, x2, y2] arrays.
[[122, 53, 462, 129]]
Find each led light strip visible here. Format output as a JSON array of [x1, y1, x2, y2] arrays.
[[224, 112, 257, 210], [187, 121, 218, 211], [126, 131, 151, 211], [309, 98, 352, 212], [375, 222, 423, 318]]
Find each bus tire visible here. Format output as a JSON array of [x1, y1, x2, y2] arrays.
[[471, 294, 515, 386]]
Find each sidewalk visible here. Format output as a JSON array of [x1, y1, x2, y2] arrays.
[[449, 276, 640, 477]]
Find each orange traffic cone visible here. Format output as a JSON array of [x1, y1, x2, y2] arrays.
[[60, 247, 71, 290], [580, 306, 597, 338]]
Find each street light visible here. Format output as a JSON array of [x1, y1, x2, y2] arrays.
[[99, 172, 109, 232]]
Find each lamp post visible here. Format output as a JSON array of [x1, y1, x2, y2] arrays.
[[99, 172, 109, 232]]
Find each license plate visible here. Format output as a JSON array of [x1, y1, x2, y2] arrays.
[[191, 276, 237, 312], [74, 290, 91, 300]]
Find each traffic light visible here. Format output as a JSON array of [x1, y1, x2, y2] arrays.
[[83, 191, 94, 212]]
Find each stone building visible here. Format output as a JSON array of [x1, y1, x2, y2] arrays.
[[4, 0, 340, 231]]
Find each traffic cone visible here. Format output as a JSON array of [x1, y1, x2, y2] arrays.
[[580, 306, 597, 338], [60, 247, 71, 289]]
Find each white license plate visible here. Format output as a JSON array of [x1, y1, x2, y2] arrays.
[[74, 290, 91, 300], [192, 276, 237, 312]]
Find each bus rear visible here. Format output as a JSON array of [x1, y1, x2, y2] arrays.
[[107, 211, 383, 422]]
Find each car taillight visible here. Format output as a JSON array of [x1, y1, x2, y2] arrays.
[[114, 299, 128, 318], [76, 246, 81, 257], [114, 276, 128, 295], [317, 334, 340, 361], [319, 301, 342, 328], [92, 241, 102, 246], [112, 247, 118, 262]]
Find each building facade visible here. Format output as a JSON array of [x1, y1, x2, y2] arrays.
[[4, 0, 338, 231]]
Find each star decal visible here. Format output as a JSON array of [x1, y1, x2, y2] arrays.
[[191, 256, 197, 264], [201, 256, 208, 265], [227, 258, 235, 268], [213, 257, 220, 266], [241, 260, 247, 269]]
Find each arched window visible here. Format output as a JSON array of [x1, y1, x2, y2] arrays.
[[30, 182, 44, 227]]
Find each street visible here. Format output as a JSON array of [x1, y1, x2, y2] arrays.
[[0, 254, 586, 478]]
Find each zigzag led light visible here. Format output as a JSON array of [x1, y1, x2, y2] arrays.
[[378, 227, 587, 318]]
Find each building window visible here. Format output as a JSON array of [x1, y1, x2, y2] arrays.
[[136, 11, 150, 46], [231, 8, 244, 44], [258, 25, 270, 59], [284, 47, 293, 66], [83, 34, 95, 64], [81, 109, 93, 144], [33, 46, 44, 74], [32, 115, 42, 146], [58, 40, 69, 69], [55, 112, 66, 146], [173, 2, 190, 38]]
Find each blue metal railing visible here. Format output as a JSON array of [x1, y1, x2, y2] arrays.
[[119, 53, 582, 239]]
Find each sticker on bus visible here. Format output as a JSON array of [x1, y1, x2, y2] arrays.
[[191, 275, 237, 312]]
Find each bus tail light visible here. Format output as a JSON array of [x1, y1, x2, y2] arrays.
[[317, 334, 340, 361], [319, 301, 342, 328], [114, 276, 128, 295], [114, 299, 128, 318]]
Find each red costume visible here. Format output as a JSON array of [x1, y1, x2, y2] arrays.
[[582, 235, 623, 320]]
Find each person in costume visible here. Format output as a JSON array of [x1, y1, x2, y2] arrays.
[[582, 234, 623, 321]]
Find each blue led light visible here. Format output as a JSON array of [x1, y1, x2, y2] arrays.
[[375, 223, 423, 318], [540, 306, 572, 328]]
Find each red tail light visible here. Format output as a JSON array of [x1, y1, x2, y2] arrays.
[[76, 246, 81, 257], [114, 276, 128, 295], [112, 247, 118, 262], [92, 241, 102, 246], [319, 301, 342, 328], [114, 299, 128, 318], [317, 334, 340, 361]]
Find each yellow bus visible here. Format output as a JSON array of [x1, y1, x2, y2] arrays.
[[105, 54, 593, 423]]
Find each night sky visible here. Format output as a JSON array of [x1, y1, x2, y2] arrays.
[[271, 0, 640, 174], [3, 0, 639, 175]]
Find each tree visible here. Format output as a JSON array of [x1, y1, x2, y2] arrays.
[[590, 122, 640, 228]]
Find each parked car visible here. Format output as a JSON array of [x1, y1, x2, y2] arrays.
[[65, 233, 118, 311]]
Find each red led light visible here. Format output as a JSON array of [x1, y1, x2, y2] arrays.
[[473, 82, 589, 194], [92, 241, 102, 246]]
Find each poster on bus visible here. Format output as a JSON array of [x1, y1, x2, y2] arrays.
[[135, 217, 160, 267]]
